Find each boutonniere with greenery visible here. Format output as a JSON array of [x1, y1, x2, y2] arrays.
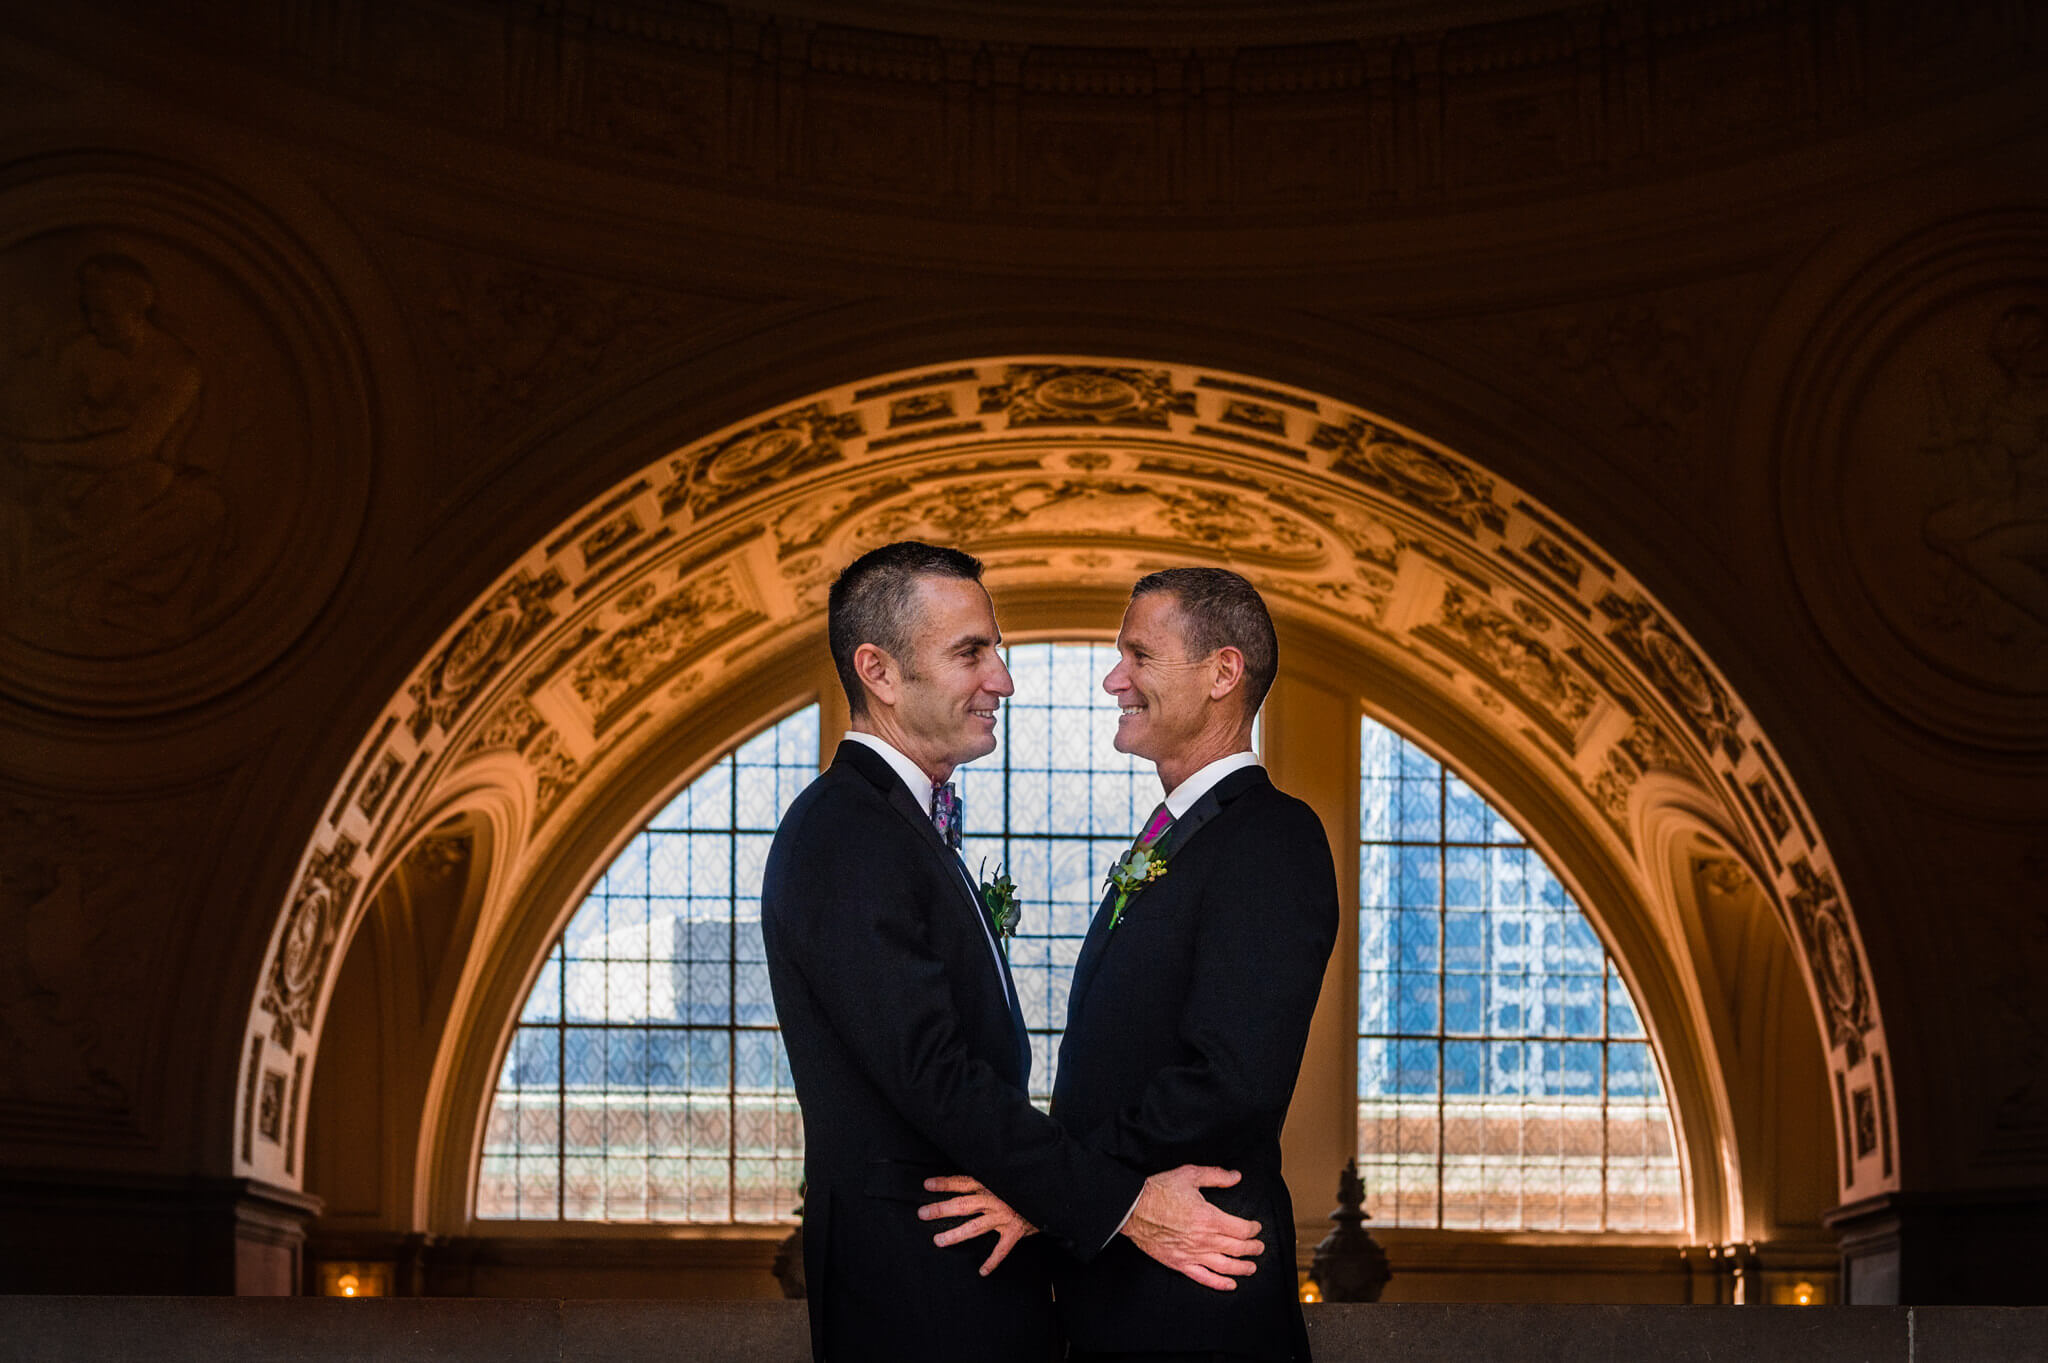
[[979, 860, 1022, 944], [1104, 844, 1169, 930]]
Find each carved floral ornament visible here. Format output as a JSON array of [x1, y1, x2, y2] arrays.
[[235, 357, 1896, 1197]]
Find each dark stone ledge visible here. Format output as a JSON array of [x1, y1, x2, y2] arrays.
[[3, 1299, 2047, 1363]]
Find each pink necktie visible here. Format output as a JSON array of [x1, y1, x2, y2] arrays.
[[1139, 804, 1173, 846]]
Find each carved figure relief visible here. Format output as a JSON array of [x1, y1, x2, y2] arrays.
[[0, 157, 372, 718], [0, 805, 161, 1113], [257, 1068, 286, 1145], [0, 788, 218, 1139], [356, 753, 404, 819], [1853, 1086, 1879, 1158], [0, 250, 223, 646], [1912, 302, 2048, 668], [261, 835, 361, 1049], [1787, 232, 2048, 746], [0, 226, 328, 689]]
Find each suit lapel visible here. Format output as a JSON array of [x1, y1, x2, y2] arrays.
[[1067, 767, 1269, 1017], [836, 742, 1027, 1063]]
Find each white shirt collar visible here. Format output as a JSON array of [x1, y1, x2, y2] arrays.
[[845, 730, 936, 815], [1163, 749, 1262, 819]]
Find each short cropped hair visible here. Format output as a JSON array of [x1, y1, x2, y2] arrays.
[[1130, 567, 1278, 720], [828, 541, 984, 719]]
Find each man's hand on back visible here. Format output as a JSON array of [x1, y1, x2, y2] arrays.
[[1122, 1164, 1264, 1291], [918, 1176, 1038, 1276]]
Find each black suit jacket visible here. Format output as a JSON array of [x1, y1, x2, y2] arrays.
[[1051, 766, 1339, 1362], [762, 740, 1146, 1363]]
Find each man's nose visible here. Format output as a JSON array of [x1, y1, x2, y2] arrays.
[[990, 656, 1015, 697], [1102, 661, 1128, 694]]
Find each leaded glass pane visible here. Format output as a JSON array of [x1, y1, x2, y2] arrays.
[[967, 643, 1176, 1102], [479, 704, 817, 1222], [1356, 715, 1686, 1232]]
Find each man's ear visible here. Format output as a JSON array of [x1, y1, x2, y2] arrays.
[[854, 641, 899, 710], [1209, 646, 1246, 701]]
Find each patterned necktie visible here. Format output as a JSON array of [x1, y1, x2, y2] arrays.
[[1137, 802, 1174, 848], [931, 781, 963, 850]]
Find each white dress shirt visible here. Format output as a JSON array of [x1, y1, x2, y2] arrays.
[[1161, 748, 1263, 819]]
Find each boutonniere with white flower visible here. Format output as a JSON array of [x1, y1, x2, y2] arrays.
[[979, 861, 1022, 945], [1104, 844, 1169, 930]]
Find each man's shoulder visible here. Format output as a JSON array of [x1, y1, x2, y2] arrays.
[[781, 760, 886, 824], [1212, 778, 1330, 854], [1229, 774, 1317, 824]]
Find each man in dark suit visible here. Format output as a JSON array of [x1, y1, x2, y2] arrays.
[[762, 543, 1269, 1363], [917, 567, 1340, 1361], [1053, 568, 1340, 1361]]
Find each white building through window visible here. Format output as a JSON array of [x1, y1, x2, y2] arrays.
[[1356, 717, 1685, 1231]]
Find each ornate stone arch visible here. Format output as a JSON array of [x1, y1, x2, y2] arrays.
[[239, 356, 1899, 1229]]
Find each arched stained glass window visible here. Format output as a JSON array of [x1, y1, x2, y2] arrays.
[[477, 705, 818, 1223], [1356, 717, 1685, 1231]]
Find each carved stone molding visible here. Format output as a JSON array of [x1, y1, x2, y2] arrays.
[[0, 157, 371, 716], [1781, 211, 2048, 751], [259, 835, 362, 1051], [69, 0, 2042, 222], [232, 354, 1899, 1207]]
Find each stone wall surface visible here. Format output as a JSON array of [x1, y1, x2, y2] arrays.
[[0, 0, 2045, 1304]]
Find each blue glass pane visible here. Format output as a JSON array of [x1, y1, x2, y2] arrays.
[[1396, 846, 1440, 909], [1355, 715, 1682, 1231], [1397, 972, 1440, 1034], [1443, 1040, 1482, 1095], [1442, 973, 1483, 1035], [1608, 968, 1645, 1038], [1394, 1038, 1438, 1095]]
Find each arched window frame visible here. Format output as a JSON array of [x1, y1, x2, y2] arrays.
[[456, 631, 1711, 1250]]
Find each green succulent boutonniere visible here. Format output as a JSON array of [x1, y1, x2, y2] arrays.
[[979, 861, 1022, 944], [1105, 844, 1169, 929]]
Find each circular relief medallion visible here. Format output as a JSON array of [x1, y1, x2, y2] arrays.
[[1844, 290, 2048, 701], [279, 881, 333, 1001], [0, 163, 369, 715], [1035, 372, 1139, 414], [1783, 218, 2048, 749], [1367, 441, 1465, 503], [706, 426, 806, 485], [1643, 625, 1716, 717], [436, 603, 520, 697]]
